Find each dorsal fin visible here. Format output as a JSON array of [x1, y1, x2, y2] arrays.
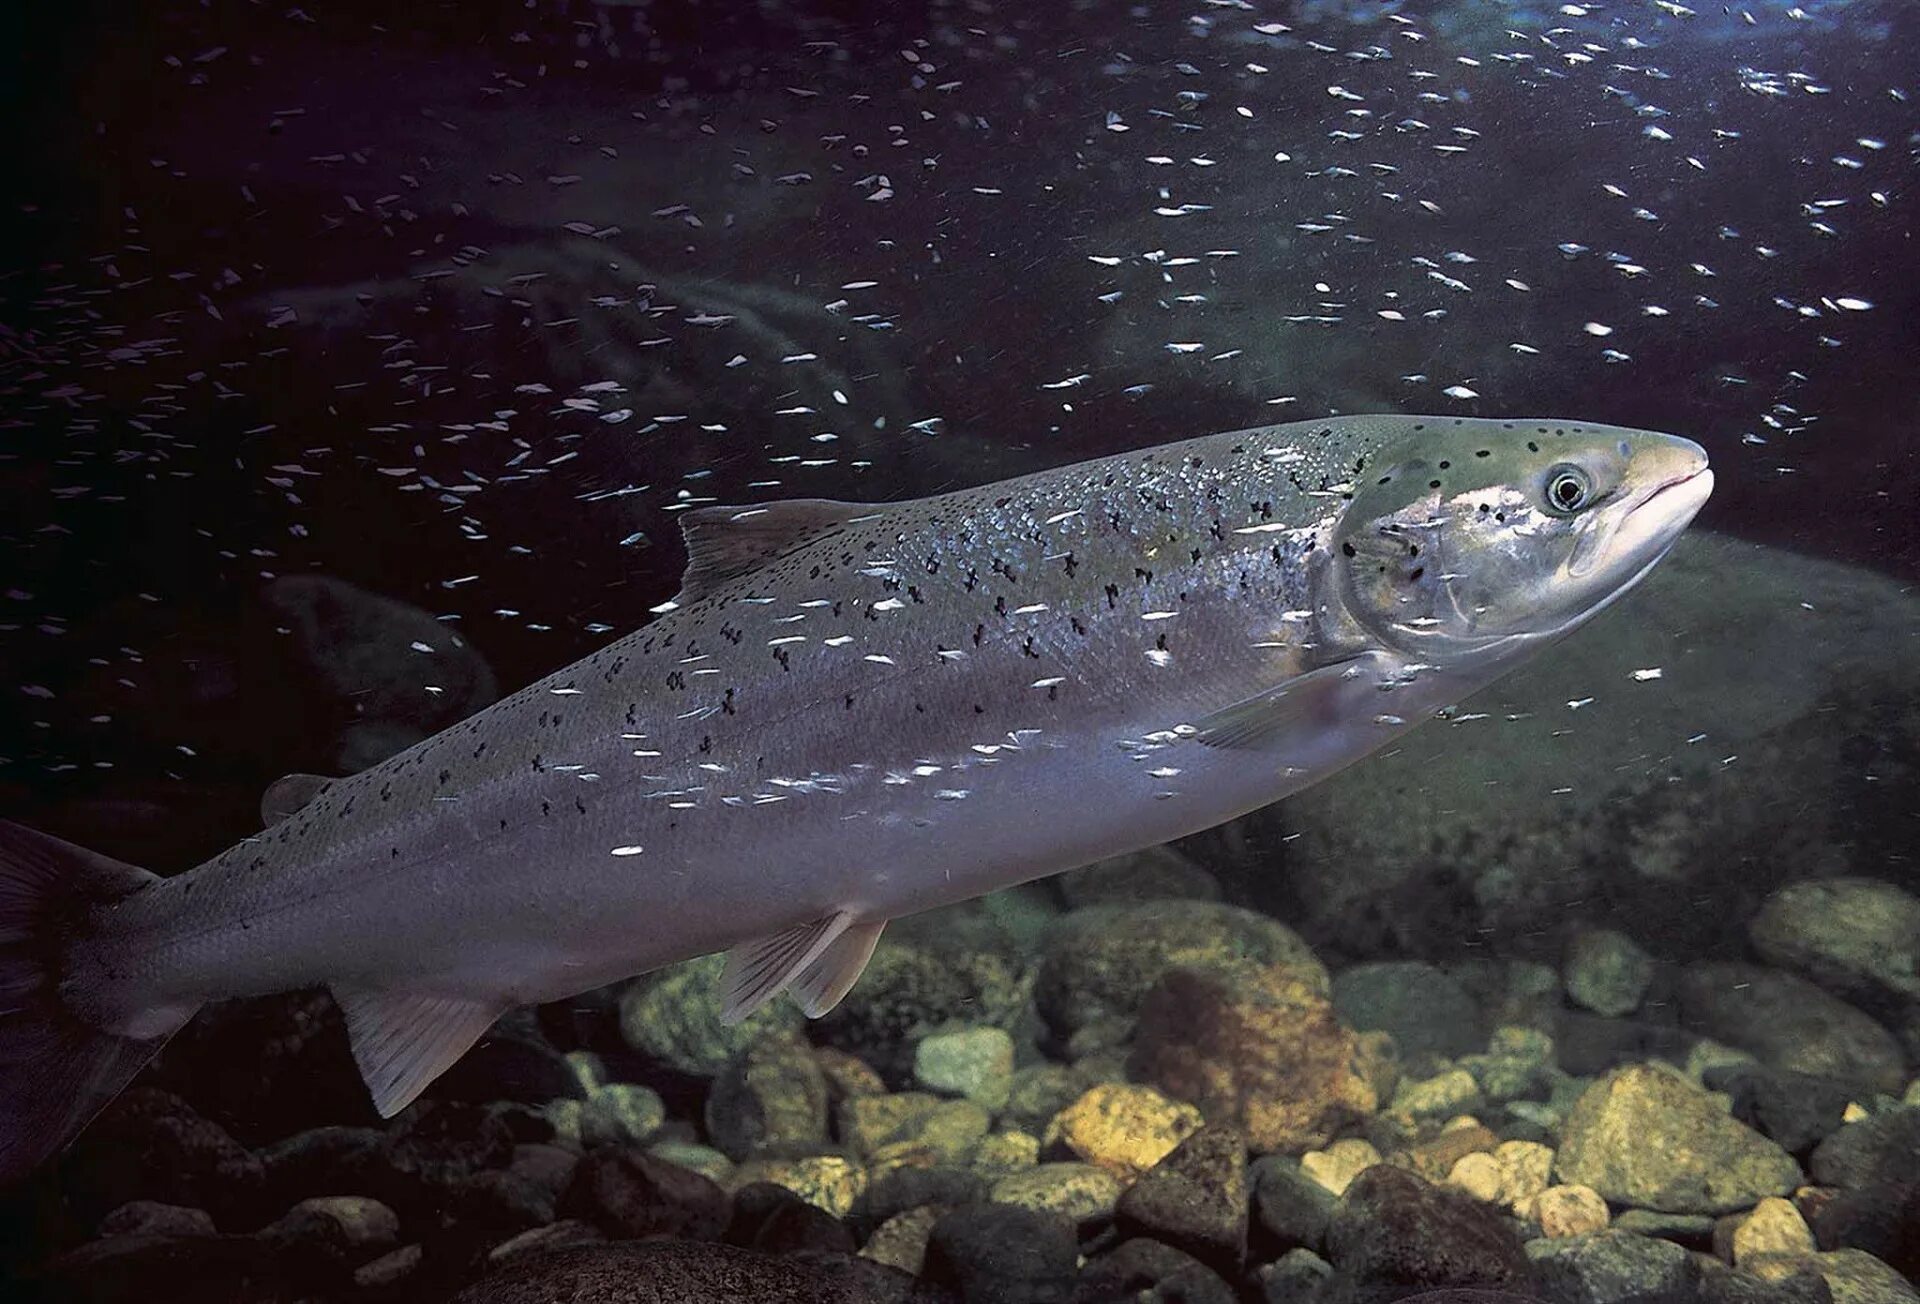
[[673, 499, 879, 606]]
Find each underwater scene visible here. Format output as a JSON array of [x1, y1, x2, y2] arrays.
[[1, 0, 1916, 1301]]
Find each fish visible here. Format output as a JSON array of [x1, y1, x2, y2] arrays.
[[0, 413, 1711, 1180]]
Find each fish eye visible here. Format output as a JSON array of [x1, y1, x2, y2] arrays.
[[1543, 464, 1594, 515]]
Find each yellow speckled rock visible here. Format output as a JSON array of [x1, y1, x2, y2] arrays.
[[725, 1154, 867, 1219], [973, 1129, 1040, 1180], [1731, 1197, 1816, 1267], [1529, 1184, 1610, 1237], [1045, 1083, 1204, 1181], [860, 1204, 950, 1275], [989, 1162, 1124, 1225], [1299, 1138, 1381, 1196]]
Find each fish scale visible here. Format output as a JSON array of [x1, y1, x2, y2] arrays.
[[0, 413, 1710, 1179]]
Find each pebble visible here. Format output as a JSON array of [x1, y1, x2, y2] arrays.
[[1129, 963, 1388, 1153], [1706, 1063, 1860, 1155], [558, 1147, 730, 1241], [860, 1165, 988, 1224], [1563, 927, 1657, 1018], [618, 953, 801, 1077], [839, 1091, 942, 1156], [815, 1047, 889, 1102], [972, 1129, 1039, 1180], [1259, 1247, 1334, 1304], [1002, 1064, 1089, 1136], [704, 1030, 831, 1162], [1526, 1228, 1701, 1304], [924, 1203, 1079, 1304], [95, 1201, 217, 1238], [725, 1181, 855, 1256], [987, 1162, 1121, 1226], [1803, 1248, 1920, 1304], [1749, 877, 1920, 1007], [1249, 1155, 1338, 1255], [1299, 1137, 1381, 1197], [1678, 962, 1907, 1095], [268, 1194, 401, 1250], [1531, 1183, 1612, 1237], [1112, 1124, 1248, 1274], [1392, 1067, 1485, 1119], [1044, 1082, 1204, 1181], [577, 1082, 666, 1149], [726, 1154, 867, 1220], [1331, 960, 1486, 1060], [860, 1203, 948, 1275], [1556, 1063, 1803, 1213], [1325, 1165, 1532, 1296], [1077, 1238, 1238, 1304], [645, 1140, 733, 1187], [352, 1243, 422, 1290], [1808, 1106, 1920, 1190], [913, 1025, 1016, 1112], [1733, 1197, 1819, 1266]]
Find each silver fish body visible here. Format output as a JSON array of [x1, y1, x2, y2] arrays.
[[0, 413, 1711, 1177]]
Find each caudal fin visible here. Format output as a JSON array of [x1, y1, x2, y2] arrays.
[[0, 820, 192, 1184]]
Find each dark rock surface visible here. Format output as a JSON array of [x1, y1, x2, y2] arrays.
[[1113, 1125, 1249, 1275], [923, 1203, 1080, 1304], [558, 1147, 731, 1242], [1323, 1165, 1533, 1300], [449, 1239, 929, 1304], [1332, 962, 1486, 1062]]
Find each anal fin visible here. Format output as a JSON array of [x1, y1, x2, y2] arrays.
[[719, 910, 867, 1026], [333, 985, 504, 1118], [788, 920, 885, 1018]]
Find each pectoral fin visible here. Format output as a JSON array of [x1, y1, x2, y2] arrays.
[[1193, 652, 1394, 750], [261, 773, 333, 827], [718, 910, 874, 1025], [333, 986, 504, 1118], [788, 920, 885, 1018]]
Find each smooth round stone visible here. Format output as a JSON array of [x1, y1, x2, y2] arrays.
[[1733, 1197, 1818, 1267], [1563, 928, 1657, 1018], [578, 1083, 666, 1149], [1300, 1138, 1382, 1197], [988, 1162, 1122, 1226], [1531, 1184, 1612, 1238], [913, 1025, 1015, 1112], [1045, 1083, 1204, 1181]]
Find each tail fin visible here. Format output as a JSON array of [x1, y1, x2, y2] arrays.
[[0, 820, 192, 1184]]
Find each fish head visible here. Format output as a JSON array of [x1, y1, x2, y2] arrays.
[[1330, 418, 1712, 669]]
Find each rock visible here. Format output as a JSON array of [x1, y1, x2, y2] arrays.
[[1557, 1011, 1702, 1079], [1447, 1139, 1552, 1214], [353, 1243, 422, 1289], [818, 1048, 890, 1103], [973, 1129, 1041, 1179], [727, 1154, 867, 1220], [96, 1201, 218, 1238], [925, 1202, 1080, 1304], [988, 1162, 1122, 1226], [1045, 1082, 1205, 1180], [450, 1240, 922, 1304], [647, 1140, 733, 1186], [434, 1016, 580, 1107], [914, 1026, 1016, 1112], [1749, 878, 1920, 1008], [255, 1125, 391, 1213], [1733, 1197, 1818, 1266], [1113, 1124, 1248, 1274], [1332, 961, 1486, 1061], [263, 1195, 401, 1253], [726, 1181, 857, 1256], [841, 1092, 946, 1157], [1808, 1107, 1920, 1190], [441, 1169, 559, 1241], [579, 1082, 668, 1150], [1700, 1260, 1836, 1304], [58, 1089, 266, 1228], [861, 1165, 989, 1224], [1036, 901, 1329, 1053], [818, 939, 1026, 1083], [44, 1233, 292, 1304], [1555, 1064, 1803, 1214], [1677, 963, 1907, 1095], [1802, 1249, 1919, 1304], [1299, 1138, 1383, 1197], [558, 1147, 731, 1241], [1461, 1024, 1560, 1104], [1251, 1155, 1339, 1255], [861, 1203, 949, 1275], [1524, 1229, 1700, 1304], [1074, 1238, 1238, 1304], [916, 1100, 993, 1165], [1705, 1064, 1859, 1156], [1129, 964, 1386, 1154], [1532, 1184, 1612, 1238], [1324, 1165, 1533, 1297], [1610, 1210, 1717, 1244], [1564, 929, 1657, 1018], [1805, 1178, 1920, 1281], [1057, 844, 1224, 908], [1392, 1069, 1486, 1121], [705, 1030, 832, 1162], [487, 1220, 605, 1263], [619, 954, 803, 1078], [1259, 1247, 1334, 1304], [509, 1143, 580, 1200], [1004, 1064, 1096, 1135]]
